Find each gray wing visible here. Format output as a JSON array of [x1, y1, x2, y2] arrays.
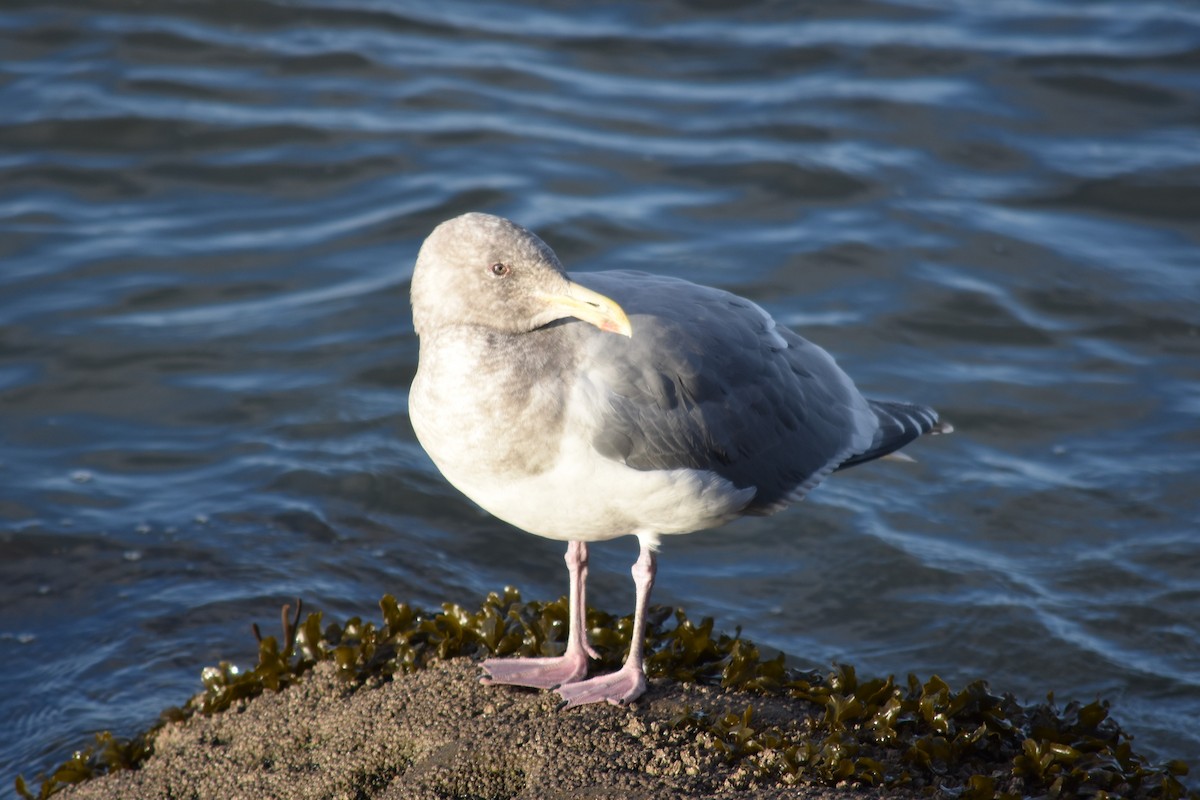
[[569, 271, 879, 514], [837, 399, 950, 470]]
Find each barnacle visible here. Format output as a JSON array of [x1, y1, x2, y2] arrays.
[[17, 589, 1197, 800]]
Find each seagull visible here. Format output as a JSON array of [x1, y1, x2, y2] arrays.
[[408, 212, 951, 708]]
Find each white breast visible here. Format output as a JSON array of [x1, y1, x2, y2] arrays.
[[410, 330, 754, 546]]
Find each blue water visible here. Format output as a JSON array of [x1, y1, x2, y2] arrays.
[[2, 0, 1199, 789]]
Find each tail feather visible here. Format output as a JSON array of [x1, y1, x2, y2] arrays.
[[835, 399, 951, 471]]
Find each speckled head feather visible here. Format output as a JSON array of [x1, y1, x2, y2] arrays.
[[410, 212, 574, 337]]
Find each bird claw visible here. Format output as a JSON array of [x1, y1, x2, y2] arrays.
[[554, 663, 647, 708], [480, 654, 589, 690]]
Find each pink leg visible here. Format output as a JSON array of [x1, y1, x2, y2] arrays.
[[575, 542, 602, 662], [481, 540, 595, 689], [556, 543, 656, 708]]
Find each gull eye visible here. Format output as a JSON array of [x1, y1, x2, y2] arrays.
[[489, 262, 510, 277]]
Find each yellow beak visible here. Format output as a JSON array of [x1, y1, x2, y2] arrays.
[[538, 281, 633, 338]]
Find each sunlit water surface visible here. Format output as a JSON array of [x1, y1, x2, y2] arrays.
[[2, 0, 1198, 788]]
